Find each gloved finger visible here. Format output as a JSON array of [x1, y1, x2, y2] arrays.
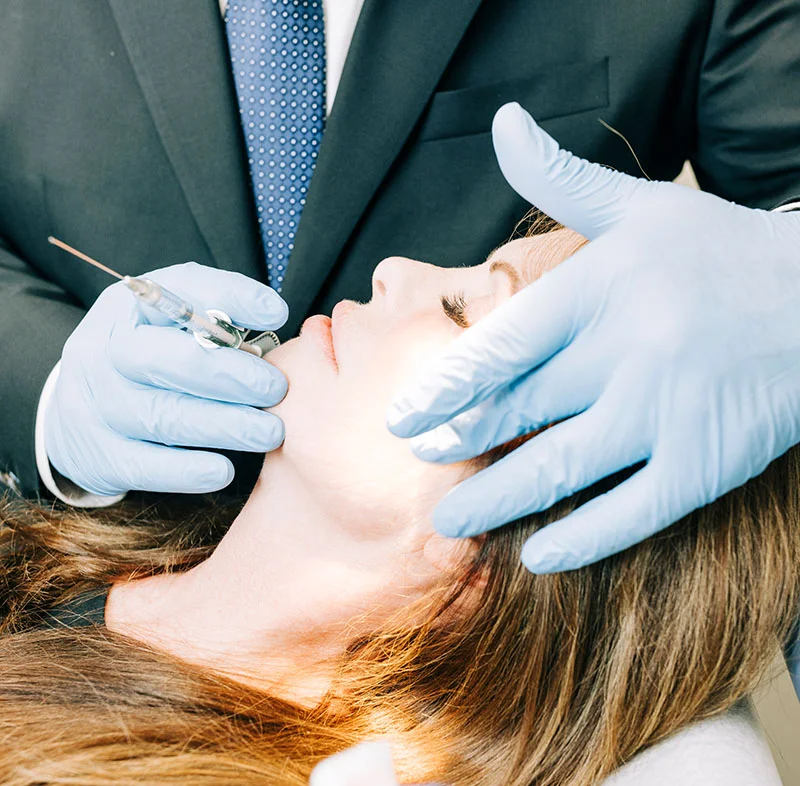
[[309, 742, 399, 786], [75, 433, 235, 496], [492, 102, 650, 240], [122, 441, 235, 494], [105, 387, 284, 452], [387, 259, 585, 438], [109, 323, 288, 406], [408, 342, 603, 463], [137, 262, 289, 330], [433, 395, 649, 538], [520, 460, 676, 573]]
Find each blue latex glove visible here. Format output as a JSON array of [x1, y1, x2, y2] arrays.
[[387, 102, 800, 574], [46, 262, 288, 496]]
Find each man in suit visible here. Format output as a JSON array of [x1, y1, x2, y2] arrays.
[[1, 0, 799, 520]]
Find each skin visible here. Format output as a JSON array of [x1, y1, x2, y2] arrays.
[[106, 229, 584, 701]]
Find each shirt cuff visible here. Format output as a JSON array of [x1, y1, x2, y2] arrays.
[[35, 361, 126, 508]]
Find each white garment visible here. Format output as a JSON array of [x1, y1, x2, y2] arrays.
[[602, 703, 782, 786], [310, 704, 780, 786], [37, 0, 366, 505]]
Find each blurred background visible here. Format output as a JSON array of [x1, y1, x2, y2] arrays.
[[755, 656, 800, 785], [676, 162, 799, 785]]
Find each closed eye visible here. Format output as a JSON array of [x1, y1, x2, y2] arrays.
[[441, 292, 469, 328]]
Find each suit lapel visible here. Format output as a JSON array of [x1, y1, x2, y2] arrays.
[[106, 0, 265, 281], [280, 0, 485, 334], [107, 0, 486, 327]]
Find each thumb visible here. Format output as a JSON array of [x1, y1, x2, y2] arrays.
[[492, 102, 649, 240]]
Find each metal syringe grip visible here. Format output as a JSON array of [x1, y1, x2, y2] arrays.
[[197, 310, 245, 349]]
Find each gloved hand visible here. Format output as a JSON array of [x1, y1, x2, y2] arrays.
[[46, 262, 288, 496], [387, 102, 800, 573]]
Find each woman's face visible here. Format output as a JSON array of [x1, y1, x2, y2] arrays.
[[265, 229, 585, 545]]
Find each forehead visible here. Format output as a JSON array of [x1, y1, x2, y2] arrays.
[[485, 228, 586, 285]]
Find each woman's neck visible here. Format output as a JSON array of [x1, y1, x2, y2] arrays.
[[104, 456, 429, 701]]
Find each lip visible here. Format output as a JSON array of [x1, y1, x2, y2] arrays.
[[331, 299, 357, 330], [300, 314, 338, 371], [331, 300, 359, 368]]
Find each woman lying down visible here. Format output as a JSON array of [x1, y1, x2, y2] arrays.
[[0, 220, 797, 786]]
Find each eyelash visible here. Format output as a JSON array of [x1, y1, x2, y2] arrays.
[[441, 291, 469, 328]]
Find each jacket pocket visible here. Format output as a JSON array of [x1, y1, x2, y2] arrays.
[[417, 57, 609, 143]]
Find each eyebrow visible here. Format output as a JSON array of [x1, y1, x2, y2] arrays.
[[489, 259, 523, 295]]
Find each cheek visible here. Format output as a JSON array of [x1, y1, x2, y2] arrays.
[[343, 312, 463, 432], [337, 313, 459, 460], [270, 317, 466, 530], [324, 322, 462, 528]]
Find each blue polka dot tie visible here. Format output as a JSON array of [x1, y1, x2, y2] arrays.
[[225, 1, 326, 292]]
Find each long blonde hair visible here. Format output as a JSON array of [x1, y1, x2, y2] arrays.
[[1, 221, 798, 784], [1, 441, 799, 785]]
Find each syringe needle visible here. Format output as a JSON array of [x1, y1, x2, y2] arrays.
[[46, 234, 277, 357], [47, 236, 124, 280]]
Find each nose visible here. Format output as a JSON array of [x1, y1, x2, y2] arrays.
[[371, 256, 413, 299], [371, 256, 433, 308]]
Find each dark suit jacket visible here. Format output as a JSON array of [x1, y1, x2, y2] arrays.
[[1, 0, 799, 497]]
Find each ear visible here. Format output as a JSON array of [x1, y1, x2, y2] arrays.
[[423, 534, 489, 619], [423, 532, 483, 575]]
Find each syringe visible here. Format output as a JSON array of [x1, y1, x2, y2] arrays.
[[121, 275, 265, 355], [47, 237, 280, 358]]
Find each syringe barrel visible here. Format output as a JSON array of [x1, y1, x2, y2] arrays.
[[125, 276, 243, 349], [124, 276, 254, 350], [125, 277, 194, 324]]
